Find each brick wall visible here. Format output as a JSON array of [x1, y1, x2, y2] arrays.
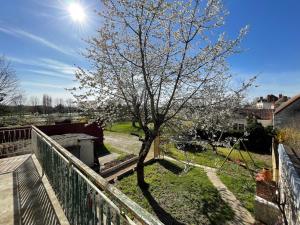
[[37, 123, 103, 147]]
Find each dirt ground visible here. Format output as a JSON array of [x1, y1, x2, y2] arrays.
[[103, 131, 155, 161], [103, 131, 142, 155]]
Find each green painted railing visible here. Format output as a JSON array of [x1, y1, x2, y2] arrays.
[[31, 126, 163, 225]]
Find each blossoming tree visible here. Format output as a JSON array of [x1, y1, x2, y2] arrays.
[[71, 0, 252, 188]]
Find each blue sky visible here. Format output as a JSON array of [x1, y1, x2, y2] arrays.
[[0, 0, 299, 103]]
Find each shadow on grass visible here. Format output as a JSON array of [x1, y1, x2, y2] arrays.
[[141, 188, 185, 225], [98, 144, 111, 157], [185, 186, 235, 225], [157, 160, 183, 175]]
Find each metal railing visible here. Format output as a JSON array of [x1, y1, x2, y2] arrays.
[[31, 126, 163, 225], [0, 126, 32, 158]]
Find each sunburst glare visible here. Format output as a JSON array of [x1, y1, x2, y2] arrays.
[[68, 2, 86, 23]]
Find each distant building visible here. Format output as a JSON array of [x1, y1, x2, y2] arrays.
[[255, 94, 289, 110], [274, 93, 300, 130], [256, 100, 275, 109], [232, 108, 273, 130], [232, 94, 290, 130]]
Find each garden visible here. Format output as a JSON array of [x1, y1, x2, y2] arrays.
[[104, 121, 272, 223]]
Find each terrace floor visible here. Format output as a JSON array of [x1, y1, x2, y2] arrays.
[[0, 154, 69, 225]]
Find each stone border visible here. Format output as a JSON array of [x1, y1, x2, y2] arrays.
[[278, 144, 300, 209], [100, 156, 138, 177]]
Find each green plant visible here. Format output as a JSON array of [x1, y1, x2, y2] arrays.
[[117, 160, 234, 224], [277, 128, 300, 151]]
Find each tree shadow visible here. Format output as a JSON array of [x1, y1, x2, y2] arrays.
[[184, 186, 235, 225], [98, 144, 111, 157], [141, 188, 185, 225], [157, 159, 183, 175]]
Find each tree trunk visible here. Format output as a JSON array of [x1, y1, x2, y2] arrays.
[[132, 119, 137, 128], [208, 140, 218, 154], [137, 136, 154, 189]]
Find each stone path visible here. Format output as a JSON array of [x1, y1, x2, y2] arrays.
[[164, 156, 255, 225]]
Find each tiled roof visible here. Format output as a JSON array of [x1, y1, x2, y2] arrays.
[[274, 94, 300, 114], [236, 108, 273, 120]]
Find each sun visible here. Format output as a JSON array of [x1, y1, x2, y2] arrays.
[[68, 2, 86, 23]]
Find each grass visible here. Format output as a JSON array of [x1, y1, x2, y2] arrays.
[[164, 144, 271, 213], [217, 147, 272, 169], [166, 144, 271, 170], [165, 144, 225, 168], [106, 121, 144, 137], [117, 160, 234, 225], [218, 167, 256, 214]]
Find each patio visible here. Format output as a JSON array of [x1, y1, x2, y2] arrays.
[[0, 154, 68, 225]]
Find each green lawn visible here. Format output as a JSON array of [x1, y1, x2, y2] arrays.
[[217, 147, 272, 169], [165, 144, 271, 170], [164, 145, 271, 213], [218, 166, 256, 214], [165, 144, 225, 168], [106, 121, 144, 136], [117, 160, 234, 225]]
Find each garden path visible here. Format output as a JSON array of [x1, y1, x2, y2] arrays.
[[104, 131, 142, 155], [164, 156, 255, 225]]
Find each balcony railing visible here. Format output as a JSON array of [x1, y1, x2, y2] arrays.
[[0, 126, 32, 158], [31, 126, 163, 225]]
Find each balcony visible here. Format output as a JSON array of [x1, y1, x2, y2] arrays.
[[0, 126, 163, 225]]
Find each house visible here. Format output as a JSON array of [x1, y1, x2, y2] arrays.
[[273, 93, 300, 130], [256, 95, 276, 109], [232, 94, 290, 131], [255, 94, 289, 110], [232, 108, 273, 130]]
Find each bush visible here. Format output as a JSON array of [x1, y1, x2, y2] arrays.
[[242, 118, 274, 154], [277, 128, 300, 151]]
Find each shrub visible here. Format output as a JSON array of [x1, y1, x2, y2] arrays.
[[243, 117, 274, 154], [277, 128, 300, 151]]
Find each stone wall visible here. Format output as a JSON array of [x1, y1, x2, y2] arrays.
[[278, 144, 300, 225], [274, 99, 300, 130]]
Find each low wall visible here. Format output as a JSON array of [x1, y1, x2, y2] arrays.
[[0, 126, 31, 142], [37, 123, 103, 147], [255, 196, 280, 225], [278, 144, 300, 225]]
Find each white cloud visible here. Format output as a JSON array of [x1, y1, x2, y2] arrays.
[[22, 81, 73, 89], [8, 56, 77, 78], [24, 69, 74, 80], [0, 26, 74, 56], [39, 58, 76, 75]]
